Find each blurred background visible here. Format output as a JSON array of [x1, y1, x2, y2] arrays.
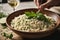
[[2, 0, 33, 3]]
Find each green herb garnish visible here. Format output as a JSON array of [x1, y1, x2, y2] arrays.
[[0, 12, 7, 29], [37, 13, 51, 24], [1, 23, 7, 29], [9, 33, 13, 39], [3, 32, 13, 39], [0, 12, 7, 18], [25, 11, 37, 19], [25, 11, 51, 24]]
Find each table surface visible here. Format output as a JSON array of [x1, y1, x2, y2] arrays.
[[2, 2, 37, 14], [0, 1, 60, 40]]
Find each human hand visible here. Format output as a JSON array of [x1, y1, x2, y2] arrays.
[[34, 0, 60, 10]]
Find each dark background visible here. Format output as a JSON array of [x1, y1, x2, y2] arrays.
[[2, 0, 33, 3]]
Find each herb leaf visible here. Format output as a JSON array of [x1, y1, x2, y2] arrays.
[[0, 12, 7, 29], [1, 23, 7, 29], [3, 32, 13, 39], [25, 11, 37, 19], [9, 33, 13, 39], [0, 12, 7, 19], [3, 32, 7, 37], [37, 13, 51, 24], [25, 11, 51, 24]]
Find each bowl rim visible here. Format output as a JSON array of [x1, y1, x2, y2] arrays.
[[6, 8, 60, 33]]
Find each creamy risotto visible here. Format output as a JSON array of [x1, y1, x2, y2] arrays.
[[11, 11, 56, 32]]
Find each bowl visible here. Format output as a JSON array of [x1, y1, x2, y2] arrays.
[[6, 8, 60, 38]]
